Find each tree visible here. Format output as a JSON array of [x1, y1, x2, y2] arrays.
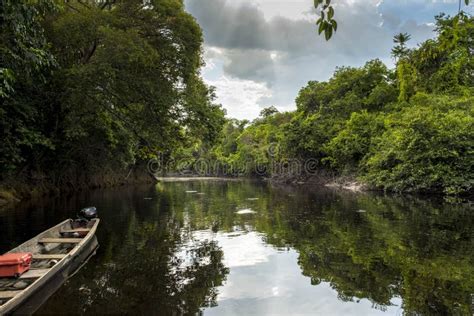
[[363, 94, 473, 195], [0, 0, 56, 98], [0, 0, 226, 188], [0, 0, 58, 175], [391, 32, 411, 60], [217, 14, 473, 195], [259, 106, 279, 118], [41, 0, 225, 177]]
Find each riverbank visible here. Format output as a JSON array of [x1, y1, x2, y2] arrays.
[[2, 170, 470, 208], [268, 170, 368, 193], [268, 170, 474, 199], [155, 176, 243, 182], [0, 166, 156, 207], [159, 172, 369, 193]]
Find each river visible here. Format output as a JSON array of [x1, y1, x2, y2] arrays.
[[0, 179, 472, 315]]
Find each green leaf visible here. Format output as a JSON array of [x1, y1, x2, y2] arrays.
[[325, 26, 333, 40], [331, 19, 338, 32], [318, 21, 326, 35], [464, 0, 469, 5], [328, 6, 334, 19]]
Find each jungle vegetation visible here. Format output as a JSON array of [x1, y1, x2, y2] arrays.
[[1, 1, 472, 196], [196, 13, 473, 196], [0, 0, 225, 191]]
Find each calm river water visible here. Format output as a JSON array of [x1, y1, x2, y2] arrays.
[[0, 180, 472, 315]]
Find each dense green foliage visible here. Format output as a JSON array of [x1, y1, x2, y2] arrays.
[[0, 0, 56, 98], [0, 0, 224, 187], [208, 14, 473, 195], [363, 94, 473, 194], [1, 2, 472, 196], [215, 111, 293, 176]]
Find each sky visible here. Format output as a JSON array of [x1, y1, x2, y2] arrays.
[[184, 0, 473, 120]]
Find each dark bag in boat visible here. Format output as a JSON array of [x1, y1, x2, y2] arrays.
[[0, 253, 32, 278]]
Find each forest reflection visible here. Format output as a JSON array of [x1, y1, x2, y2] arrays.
[[6, 180, 469, 315]]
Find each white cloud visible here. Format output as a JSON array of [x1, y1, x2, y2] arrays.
[[205, 75, 272, 120], [186, 0, 462, 120]]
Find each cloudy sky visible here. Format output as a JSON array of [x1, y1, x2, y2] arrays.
[[184, 0, 473, 120]]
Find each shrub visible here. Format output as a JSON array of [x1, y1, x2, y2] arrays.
[[363, 94, 473, 195]]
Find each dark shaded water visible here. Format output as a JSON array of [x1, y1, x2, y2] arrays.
[[0, 180, 473, 315]]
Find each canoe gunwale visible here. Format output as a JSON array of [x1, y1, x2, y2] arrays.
[[0, 218, 100, 314]]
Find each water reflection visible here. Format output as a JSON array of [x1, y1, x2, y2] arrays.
[[0, 181, 472, 315]]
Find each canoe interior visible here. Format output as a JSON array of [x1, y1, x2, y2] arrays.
[[0, 218, 99, 308]]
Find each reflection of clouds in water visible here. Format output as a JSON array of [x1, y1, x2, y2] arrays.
[[171, 229, 273, 291], [175, 228, 403, 315], [209, 247, 403, 315], [178, 229, 273, 268], [217, 231, 273, 268]]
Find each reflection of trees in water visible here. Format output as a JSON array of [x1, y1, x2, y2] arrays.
[[36, 188, 229, 315], [170, 181, 474, 315], [35, 182, 473, 315], [264, 190, 474, 315]]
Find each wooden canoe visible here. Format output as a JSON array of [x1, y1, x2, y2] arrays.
[[0, 218, 100, 315]]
